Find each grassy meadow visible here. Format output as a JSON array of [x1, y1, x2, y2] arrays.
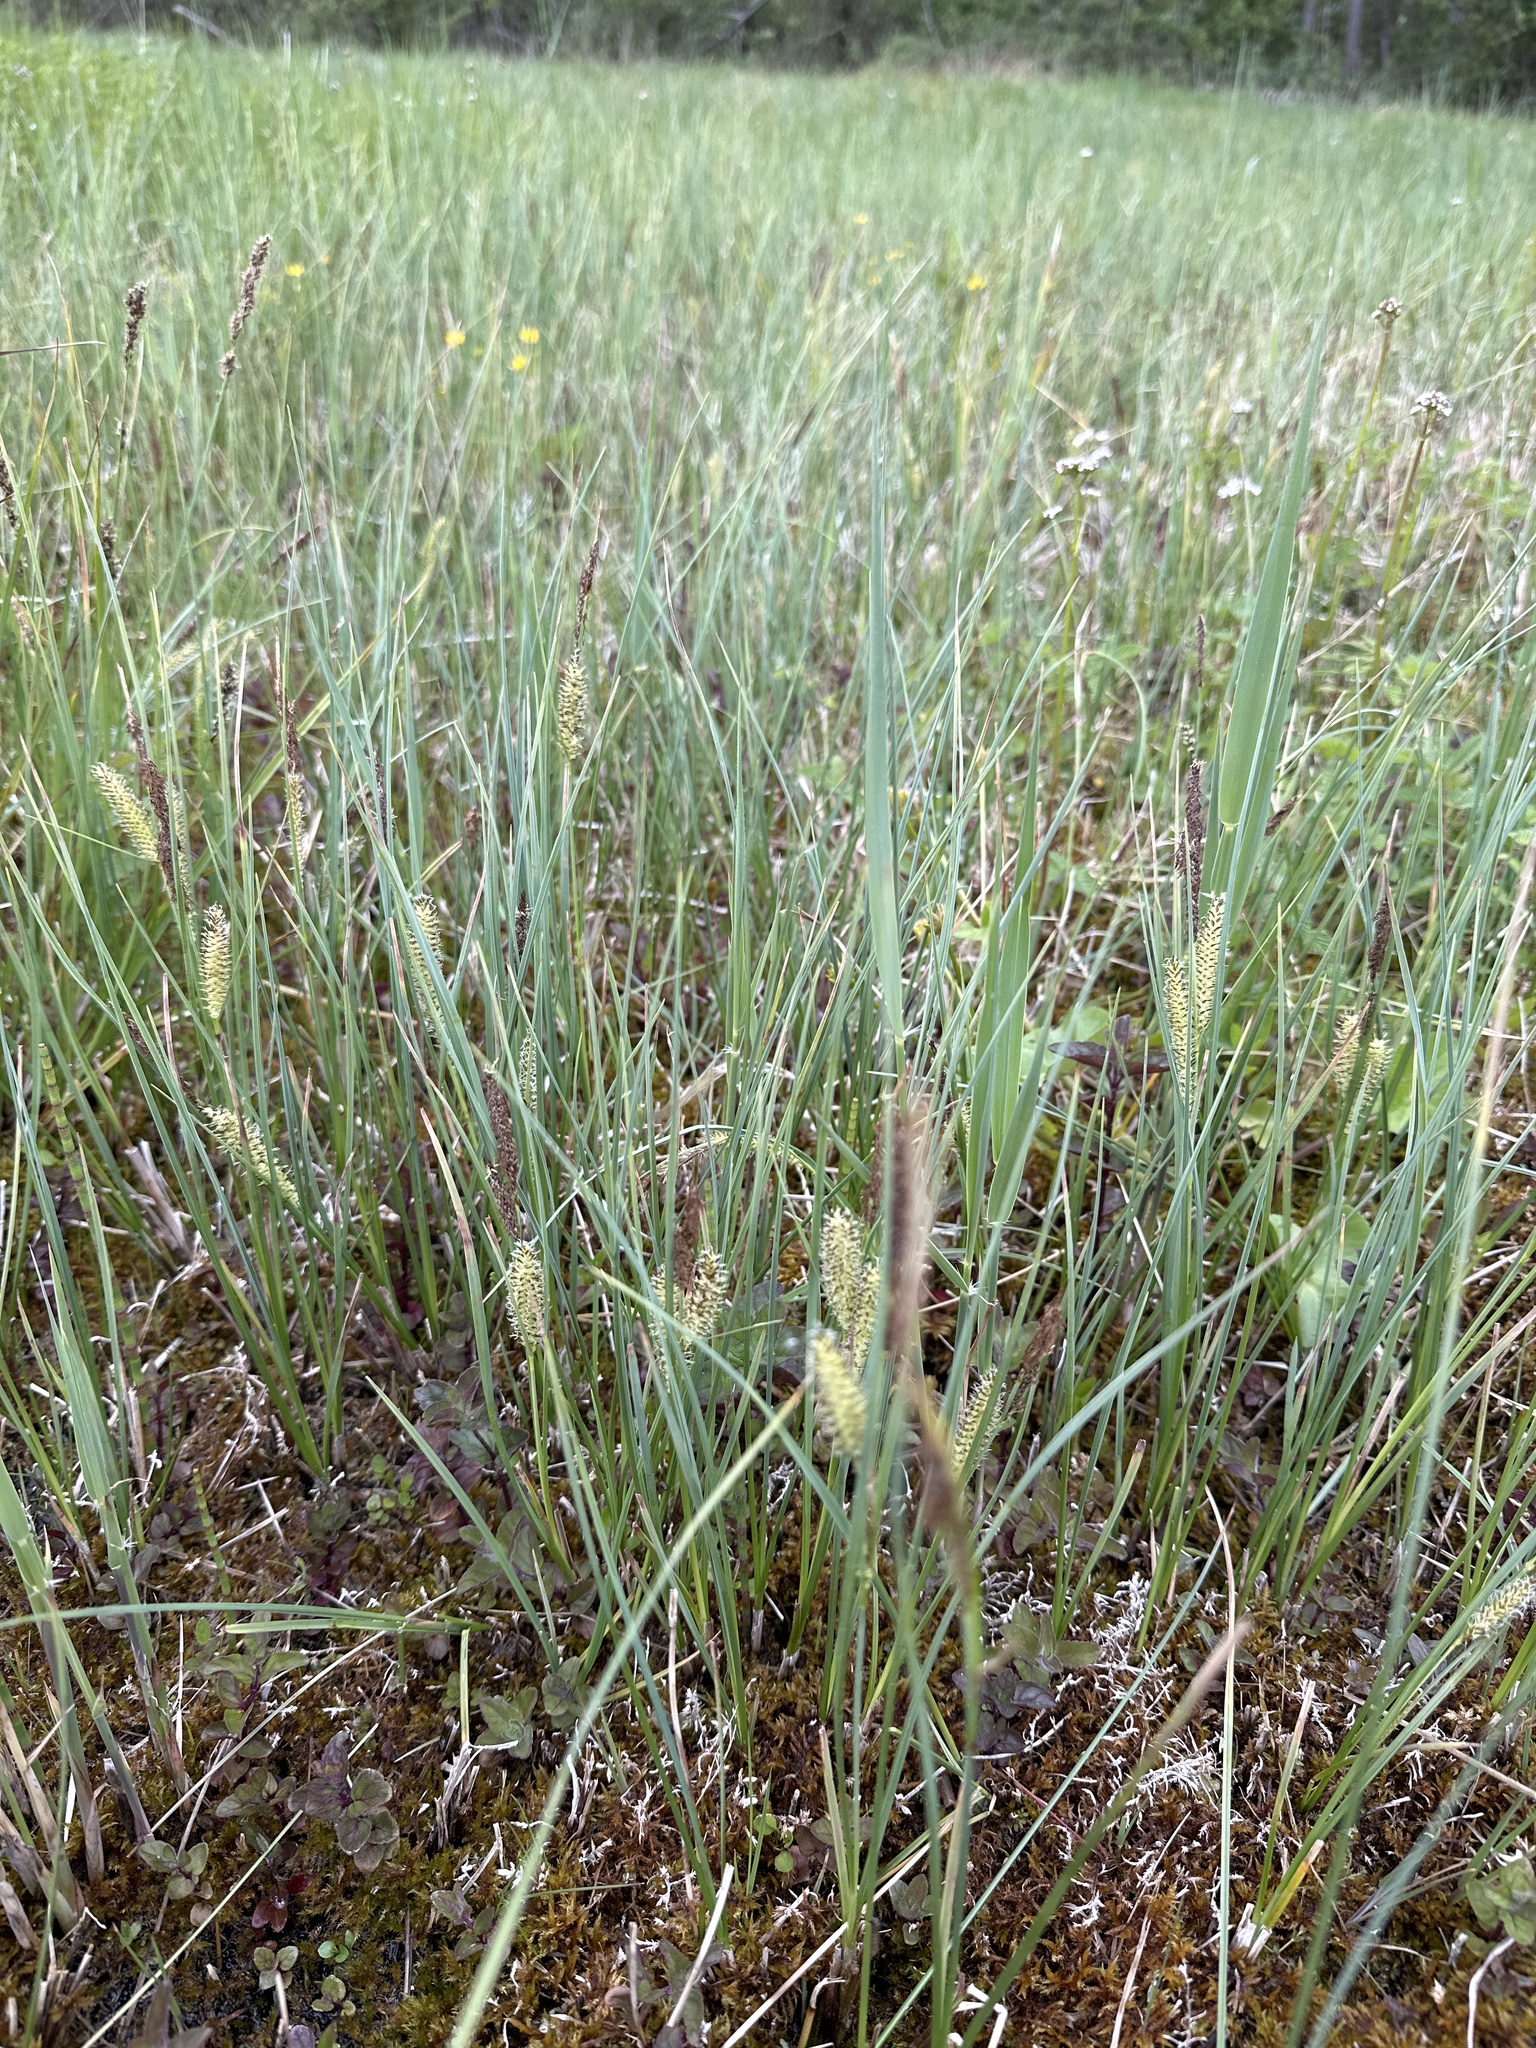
[[5, 29, 1536, 2047]]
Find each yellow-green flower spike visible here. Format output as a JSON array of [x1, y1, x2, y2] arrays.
[[684, 1245, 728, 1354], [810, 1329, 867, 1459], [92, 764, 158, 862], [1164, 954, 1191, 1094], [557, 652, 588, 765], [199, 904, 231, 1026], [848, 1261, 882, 1371], [820, 1210, 863, 1333], [1193, 894, 1225, 1035], [1363, 1035, 1390, 1097], [518, 1035, 537, 1110], [204, 1105, 300, 1207], [952, 1360, 1001, 1480], [1469, 1573, 1536, 1640], [509, 1242, 546, 1353]]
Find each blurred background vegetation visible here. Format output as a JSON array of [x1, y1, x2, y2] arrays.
[[16, 0, 1536, 106]]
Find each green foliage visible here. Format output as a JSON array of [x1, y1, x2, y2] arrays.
[[26, 0, 1536, 100], [1, 29, 1536, 2047]]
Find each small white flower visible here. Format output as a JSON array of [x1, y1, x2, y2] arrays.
[[1413, 388, 1453, 427], [1055, 444, 1110, 478], [1079, 146, 1094, 158], [1230, 396, 1254, 416], [1217, 475, 1261, 500]]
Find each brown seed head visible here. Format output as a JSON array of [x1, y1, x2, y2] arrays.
[[673, 1175, 704, 1295], [573, 534, 600, 644], [1182, 756, 1206, 931], [1368, 881, 1393, 983], [138, 754, 175, 887], [123, 281, 148, 366], [230, 234, 272, 344], [485, 1077, 520, 1228], [1018, 1299, 1064, 1396], [863, 1116, 884, 1225], [882, 1099, 933, 1367]]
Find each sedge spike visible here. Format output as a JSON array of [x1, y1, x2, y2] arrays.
[[204, 1105, 299, 1207], [848, 1262, 881, 1371], [92, 764, 159, 863], [1469, 1574, 1536, 1641], [199, 905, 231, 1026], [953, 1360, 1003, 1480], [683, 1245, 728, 1355], [810, 1330, 867, 1459], [509, 1243, 546, 1354], [1165, 955, 1191, 1094], [557, 653, 588, 765], [820, 1210, 863, 1334], [1193, 894, 1225, 1035]]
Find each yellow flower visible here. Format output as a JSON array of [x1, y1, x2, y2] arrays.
[[967, 273, 987, 292], [853, 212, 869, 225], [518, 325, 540, 346], [319, 254, 330, 265], [510, 353, 528, 373], [445, 327, 465, 349], [285, 263, 304, 279]]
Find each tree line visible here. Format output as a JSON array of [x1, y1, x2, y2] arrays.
[[33, 0, 1536, 105]]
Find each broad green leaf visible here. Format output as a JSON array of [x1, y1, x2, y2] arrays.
[[1467, 1854, 1536, 1946], [1268, 1210, 1371, 1349]]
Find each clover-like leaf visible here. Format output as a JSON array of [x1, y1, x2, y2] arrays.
[[292, 1775, 349, 1822], [542, 1655, 591, 1733], [138, 1840, 180, 1873], [477, 1685, 537, 1758], [348, 1767, 392, 1815], [430, 1886, 472, 1928], [1467, 1853, 1536, 1946], [351, 1811, 398, 1872]]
